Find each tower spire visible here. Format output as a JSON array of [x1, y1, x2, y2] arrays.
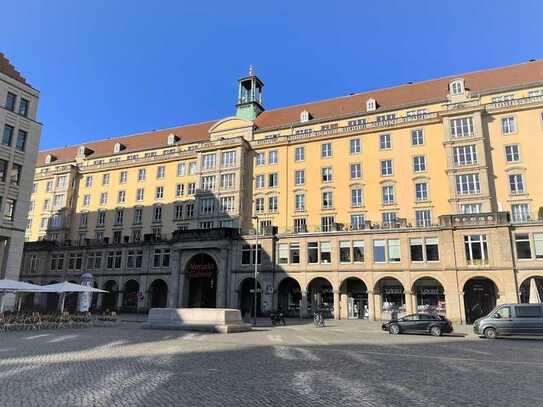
[[248, 64, 254, 76]]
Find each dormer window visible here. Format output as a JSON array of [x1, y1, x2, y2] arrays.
[[45, 154, 56, 164], [300, 110, 311, 123], [167, 134, 179, 145], [450, 79, 465, 95], [113, 142, 124, 153], [77, 145, 86, 157], [366, 98, 377, 112]]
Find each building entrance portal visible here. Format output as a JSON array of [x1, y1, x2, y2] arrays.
[[464, 278, 498, 324], [186, 253, 218, 308]]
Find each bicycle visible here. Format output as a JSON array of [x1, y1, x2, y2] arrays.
[[313, 311, 325, 328]]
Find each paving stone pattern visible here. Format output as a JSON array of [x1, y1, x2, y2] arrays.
[[1, 319, 542, 406]]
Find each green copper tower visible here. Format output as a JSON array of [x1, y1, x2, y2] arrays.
[[236, 65, 264, 120]]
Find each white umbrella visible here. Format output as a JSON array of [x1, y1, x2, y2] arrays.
[[0, 280, 47, 312], [40, 281, 107, 313], [529, 278, 541, 304]]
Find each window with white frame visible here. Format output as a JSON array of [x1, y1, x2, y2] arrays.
[[322, 191, 333, 209], [176, 162, 186, 176], [415, 182, 428, 201], [175, 184, 184, 197], [268, 173, 278, 188], [322, 167, 333, 182], [174, 204, 183, 220], [455, 173, 480, 195], [534, 233, 543, 259], [464, 235, 488, 265], [413, 155, 426, 172], [83, 194, 91, 207], [339, 241, 351, 263], [118, 190, 126, 203], [381, 159, 393, 176], [453, 145, 478, 166], [119, 170, 128, 183], [450, 117, 474, 138], [153, 206, 162, 222], [255, 197, 264, 213], [295, 147, 304, 161], [100, 192, 108, 205], [505, 145, 520, 162], [97, 211, 106, 225], [188, 161, 197, 175], [199, 198, 215, 215], [222, 150, 237, 167], [255, 174, 264, 189], [351, 188, 363, 207], [410, 237, 439, 262], [501, 117, 517, 134], [268, 150, 278, 164], [509, 174, 525, 194], [278, 243, 289, 264], [382, 212, 397, 227], [411, 129, 424, 145], [268, 196, 278, 212], [295, 193, 305, 212], [56, 175, 67, 189], [256, 152, 265, 166], [201, 175, 216, 191], [379, 134, 391, 149], [350, 163, 361, 179], [115, 209, 124, 225], [153, 248, 170, 268], [320, 242, 332, 263], [515, 234, 532, 260], [155, 186, 164, 199], [202, 153, 216, 170], [289, 243, 300, 264], [188, 183, 195, 195], [450, 79, 464, 95], [50, 254, 64, 271], [137, 168, 146, 181], [321, 143, 332, 158], [351, 214, 365, 230], [79, 213, 88, 227], [350, 138, 361, 154], [415, 209, 432, 227], [53, 194, 66, 209], [185, 203, 194, 218], [321, 216, 335, 232], [220, 196, 235, 213], [102, 173, 110, 185], [377, 113, 396, 122], [348, 118, 367, 126], [293, 218, 307, 233], [460, 203, 482, 214], [382, 185, 395, 204], [221, 173, 235, 190], [85, 176, 93, 188], [511, 203, 530, 222], [127, 250, 143, 269], [241, 244, 262, 265], [295, 170, 305, 185]]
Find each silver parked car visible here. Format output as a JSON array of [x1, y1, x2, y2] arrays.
[[473, 303, 543, 339]]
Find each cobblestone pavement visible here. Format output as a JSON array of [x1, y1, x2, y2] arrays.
[[1, 318, 543, 407]]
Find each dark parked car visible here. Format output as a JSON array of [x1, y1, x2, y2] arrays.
[[381, 313, 453, 336], [473, 303, 543, 339]]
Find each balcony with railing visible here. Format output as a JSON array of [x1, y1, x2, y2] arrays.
[[486, 94, 543, 111]]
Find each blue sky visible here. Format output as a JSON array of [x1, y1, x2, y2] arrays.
[[2, 0, 543, 150]]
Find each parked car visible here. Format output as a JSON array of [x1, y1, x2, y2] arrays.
[[473, 303, 543, 339], [381, 313, 453, 336]]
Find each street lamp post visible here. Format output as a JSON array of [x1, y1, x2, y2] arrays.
[[252, 216, 259, 326]]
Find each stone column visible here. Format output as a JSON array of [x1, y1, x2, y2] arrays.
[[373, 292, 382, 321], [367, 290, 374, 320], [333, 291, 340, 320], [404, 290, 414, 314], [300, 290, 308, 318], [445, 291, 463, 324], [168, 249, 181, 308], [216, 251, 227, 308]]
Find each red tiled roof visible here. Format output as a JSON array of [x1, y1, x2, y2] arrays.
[[254, 60, 543, 129], [0, 53, 28, 86], [37, 121, 216, 166], [37, 60, 543, 166]]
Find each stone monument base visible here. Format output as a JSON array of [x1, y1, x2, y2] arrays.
[[143, 308, 252, 333]]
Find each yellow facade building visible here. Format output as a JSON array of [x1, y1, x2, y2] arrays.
[[20, 61, 543, 323]]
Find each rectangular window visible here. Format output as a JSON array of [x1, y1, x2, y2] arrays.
[[348, 118, 367, 126], [199, 198, 215, 215], [351, 214, 365, 230], [85, 176, 93, 188], [377, 113, 395, 122], [153, 249, 171, 268], [222, 150, 237, 167], [241, 244, 261, 265], [415, 182, 428, 201], [460, 203, 481, 214], [339, 241, 351, 263], [117, 190, 126, 203], [2, 125, 14, 146], [501, 117, 517, 134], [137, 168, 146, 181], [352, 240, 364, 262], [255, 197, 264, 213], [175, 183, 184, 197], [177, 162, 186, 176], [97, 211, 106, 226], [53, 193, 65, 209], [320, 242, 331, 263], [321, 143, 333, 158], [387, 239, 401, 262], [268, 173, 278, 188], [464, 235, 488, 265], [255, 174, 265, 189], [382, 185, 394, 204], [453, 145, 478, 166], [350, 163, 361, 179], [155, 186, 164, 199], [426, 238, 439, 261], [50, 254, 64, 271], [411, 238, 440, 263], [268, 150, 278, 164], [321, 216, 335, 232], [278, 243, 289, 264], [156, 166, 165, 179], [188, 162, 197, 175], [295, 193, 305, 212], [127, 250, 144, 269], [0, 159, 6, 182], [534, 234, 543, 259], [456, 173, 480, 195], [382, 212, 397, 228], [410, 238, 424, 261], [101, 173, 110, 185], [221, 173, 235, 190], [511, 203, 530, 222], [133, 207, 143, 224], [119, 170, 128, 183], [115, 209, 124, 225], [351, 188, 363, 207], [293, 218, 307, 233], [322, 191, 333, 209], [350, 138, 361, 154], [295, 170, 305, 185], [381, 160, 393, 176], [5, 92, 16, 111], [15, 130, 27, 152], [268, 196, 278, 212], [295, 147, 305, 161], [509, 174, 525, 194], [10, 163, 22, 185], [515, 234, 532, 260], [188, 183, 196, 195], [411, 129, 424, 146], [256, 152, 265, 166], [379, 134, 391, 149], [174, 204, 183, 220], [185, 203, 194, 218], [220, 196, 235, 213], [3, 198, 16, 221], [413, 155, 426, 172], [415, 209, 432, 227], [373, 240, 386, 263], [450, 117, 474, 138], [153, 206, 162, 221], [82, 194, 91, 207], [202, 153, 216, 169], [505, 145, 520, 162], [201, 175, 216, 191], [321, 167, 333, 182], [290, 243, 300, 264]]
